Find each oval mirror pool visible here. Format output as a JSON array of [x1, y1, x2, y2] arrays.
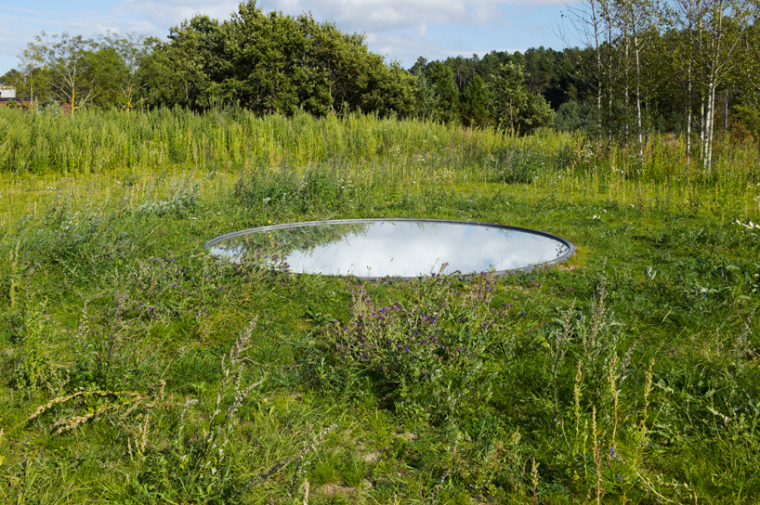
[[205, 219, 574, 278]]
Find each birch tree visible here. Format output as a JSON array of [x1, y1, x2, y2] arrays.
[[18, 43, 50, 110], [564, 0, 608, 149], [695, 0, 748, 172], [28, 32, 99, 113], [671, 0, 705, 161], [618, 0, 658, 164]]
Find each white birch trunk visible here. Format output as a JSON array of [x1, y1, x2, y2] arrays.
[[686, 60, 692, 162]]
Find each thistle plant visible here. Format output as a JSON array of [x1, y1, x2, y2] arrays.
[[544, 299, 575, 420], [12, 293, 52, 393], [322, 275, 507, 425]]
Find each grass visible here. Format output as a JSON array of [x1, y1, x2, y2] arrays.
[[0, 106, 759, 503]]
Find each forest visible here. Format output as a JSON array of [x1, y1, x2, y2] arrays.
[[3, 1, 760, 154]]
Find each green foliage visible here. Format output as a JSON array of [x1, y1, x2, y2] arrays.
[[428, 62, 461, 124], [462, 74, 491, 128], [234, 165, 358, 215], [136, 179, 199, 217], [489, 62, 554, 135], [11, 295, 56, 393], [83, 46, 129, 108], [414, 74, 437, 120], [555, 100, 595, 133], [311, 275, 505, 429], [139, 1, 416, 117], [26, 32, 100, 110], [491, 148, 549, 184], [0, 106, 511, 174]]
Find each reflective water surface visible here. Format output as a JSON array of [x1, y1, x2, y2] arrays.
[[207, 220, 572, 278]]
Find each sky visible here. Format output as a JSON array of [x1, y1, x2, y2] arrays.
[[0, 0, 581, 75]]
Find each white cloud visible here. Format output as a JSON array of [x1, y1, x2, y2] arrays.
[[211, 221, 568, 277], [112, 0, 535, 65], [0, 7, 160, 67], [0, 0, 573, 73], [116, 0, 241, 29], [261, 0, 567, 33], [262, 0, 498, 33]]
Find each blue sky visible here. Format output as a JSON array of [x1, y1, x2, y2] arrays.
[[0, 0, 580, 75]]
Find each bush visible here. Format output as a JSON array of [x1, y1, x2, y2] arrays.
[[309, 274, 511, 429]]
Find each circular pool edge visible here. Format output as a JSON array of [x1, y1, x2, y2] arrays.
[[204, 218, 576, 278]]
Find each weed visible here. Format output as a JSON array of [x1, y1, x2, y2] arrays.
[[136, 178, 198, 216]]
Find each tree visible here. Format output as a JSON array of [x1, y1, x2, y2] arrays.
[[489, 62, 528, 134], [618, 0, 658, 164], [224, 3, 313, 114], [83, 45, 129, 108], [489, 62, 554, 135], [414, 74, 437, 119], [27, 32, 100, 113], [353, 61, 417, 118], [462, 74, 491, 127], [409, 56, 429, 76], [734, 1, 760, 155], [140, 1, 415, 117], [564, 0, 609, 147], [428, 62, 460, 123], [299, 13, 415, 117], [443, 55, 478, 93], [16, 42, 52, 109], [1, 67, 50, 110], [139, 15, 230, 111], [695, 0, 749, 172], [669, 0, 704, 161], [101, 32, 153, 111]]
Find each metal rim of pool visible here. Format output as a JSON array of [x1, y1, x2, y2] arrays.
[[204, 218, 576, 278]]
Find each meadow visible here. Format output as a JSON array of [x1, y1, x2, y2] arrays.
[[0, 107, 759, 504]]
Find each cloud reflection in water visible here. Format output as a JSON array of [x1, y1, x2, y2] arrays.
[[210, 221, 570, 277]]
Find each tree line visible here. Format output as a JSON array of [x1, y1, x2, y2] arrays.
[[1, 1, 557, 135], [2, 0, 759, 153], [561, 0, 760, 169]]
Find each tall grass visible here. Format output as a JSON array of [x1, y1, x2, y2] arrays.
[[3, 107, 758, 219], [0, 107, 504, 175]]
